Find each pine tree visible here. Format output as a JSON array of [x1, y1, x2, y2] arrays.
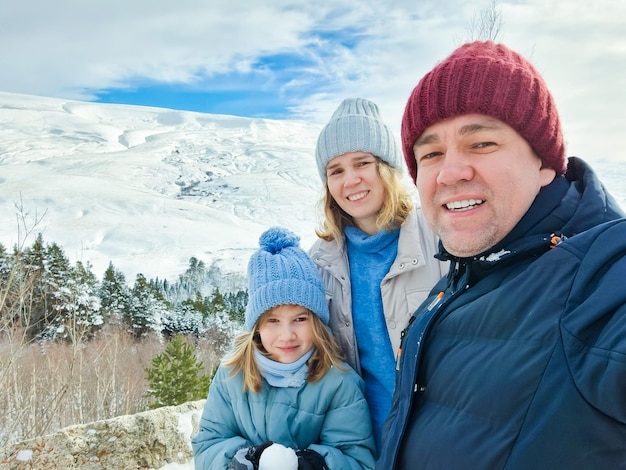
[[40, 242, 75, 340], [0, 243, 22, 330], [201, 289, 240, 359], [162, 292, 205, 336], [100, 262, 131, 326], [144, 333, 211, 409], [63, 260, 103, 341], [166, 256, 209, 304], [128, 273, 167, 337], [20, 233, 48, 337], [206, 287, 227, 316], [225, 290, 247, 324]]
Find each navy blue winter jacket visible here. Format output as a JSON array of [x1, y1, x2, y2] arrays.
[[377, 157, 626, 469]]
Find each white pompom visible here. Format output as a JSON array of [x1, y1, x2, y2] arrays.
[[258, 443, 298, 470]]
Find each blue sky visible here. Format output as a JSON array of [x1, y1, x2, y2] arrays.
[[1, 0, 626, 162], [94, 50, 327, 119], [95, 80, 294, 119]]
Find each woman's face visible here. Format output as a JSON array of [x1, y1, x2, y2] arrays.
[[325, 151, 385, 235], [257, 304, 314, 364]]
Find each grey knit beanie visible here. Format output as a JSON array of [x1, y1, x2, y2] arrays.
[[315, 98, 401, 182]]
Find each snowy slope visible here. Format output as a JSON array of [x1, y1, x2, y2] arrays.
[[0, 92, 324, 286]]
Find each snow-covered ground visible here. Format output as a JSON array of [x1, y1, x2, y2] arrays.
[[0, 91, 324, 287]]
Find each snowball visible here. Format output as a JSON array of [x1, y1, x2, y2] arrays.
[[259, 443, 298, 470]]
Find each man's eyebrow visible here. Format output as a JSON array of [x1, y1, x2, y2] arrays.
[[414, 133, 439, 147], [414, 118, 504, 148], [458, 120, 502, 135]]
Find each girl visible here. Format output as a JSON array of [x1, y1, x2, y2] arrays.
[[309, 98, 447, 451], [192, 227, 375, 470]]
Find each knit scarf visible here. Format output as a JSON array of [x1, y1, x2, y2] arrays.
[[254, 348, 313, 388]]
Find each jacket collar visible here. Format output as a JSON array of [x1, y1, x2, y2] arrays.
[[312, 208, 427, 269]]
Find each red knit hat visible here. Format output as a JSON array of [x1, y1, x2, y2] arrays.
[[401, 41, 566, 182]]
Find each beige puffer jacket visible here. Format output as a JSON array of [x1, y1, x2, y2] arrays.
[[309, 207, 447, 374]]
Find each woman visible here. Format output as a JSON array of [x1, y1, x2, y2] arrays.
[[309, 98, 447, 451], [192, 227, 375, 470]]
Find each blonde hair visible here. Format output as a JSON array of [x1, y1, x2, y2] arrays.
[[315, 158, 414, 242], [223, 309, 345, 393]]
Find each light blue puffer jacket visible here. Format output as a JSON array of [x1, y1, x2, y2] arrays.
[[192, 363, 376, 470]]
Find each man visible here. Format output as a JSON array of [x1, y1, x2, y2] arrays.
[[377, 41, 626, 469]]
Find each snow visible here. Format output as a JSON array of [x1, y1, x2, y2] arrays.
[[481, 249, 511, 263], [0, 91, 324, 286], [159, 462, 193, 470], [16, 450, 33, 462], [259, 443, 298, 470]]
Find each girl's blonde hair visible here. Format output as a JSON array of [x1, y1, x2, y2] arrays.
[[315, 158, 413, 242], [223, 308, 345, 393]]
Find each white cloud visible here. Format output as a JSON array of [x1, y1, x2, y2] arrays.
[[1, 0, 625, 163]]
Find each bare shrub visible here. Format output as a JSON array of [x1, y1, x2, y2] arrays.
[[0, 325, 227, 450], [465, 0, 503, 42], [196, 317, 240, 378]]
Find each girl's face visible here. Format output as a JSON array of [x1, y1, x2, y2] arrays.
[[257, 304, 314, 364], [325, 151, 385, 235]]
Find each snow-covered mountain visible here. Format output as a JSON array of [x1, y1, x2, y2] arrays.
[[0, 91, 325, 287], [1, 91, 625, 289]]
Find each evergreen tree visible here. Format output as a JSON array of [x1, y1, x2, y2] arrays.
[[128, 273, 167, 337], [224, 290, 247, 324], [40, 242, 75, 340], [20, 233, 48, 336], [16, 236, 76, 339], [0, 243, 21, 329], [165, 256, 209, 304], [144, 333, 211, 409], [162, 299, 203, 336], [0, 242, 8, 273], [206, 287, 227, 316], [64, 260, 103, 340], [201, 291, 240, 359], [100, 262, 131, 326]]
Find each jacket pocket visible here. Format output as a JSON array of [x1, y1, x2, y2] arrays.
[[561, 325, 626, 424]]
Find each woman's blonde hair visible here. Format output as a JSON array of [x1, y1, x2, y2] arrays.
[[223, 308, 345, 393], [315, 158, 414, 242]]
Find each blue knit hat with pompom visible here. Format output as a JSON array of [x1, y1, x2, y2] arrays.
[[244, 227, 329, 331]]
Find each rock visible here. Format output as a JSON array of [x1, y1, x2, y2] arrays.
[[0, 400, 204, 469]]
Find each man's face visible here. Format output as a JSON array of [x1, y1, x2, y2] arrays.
[[413, 114, 556, 257]]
